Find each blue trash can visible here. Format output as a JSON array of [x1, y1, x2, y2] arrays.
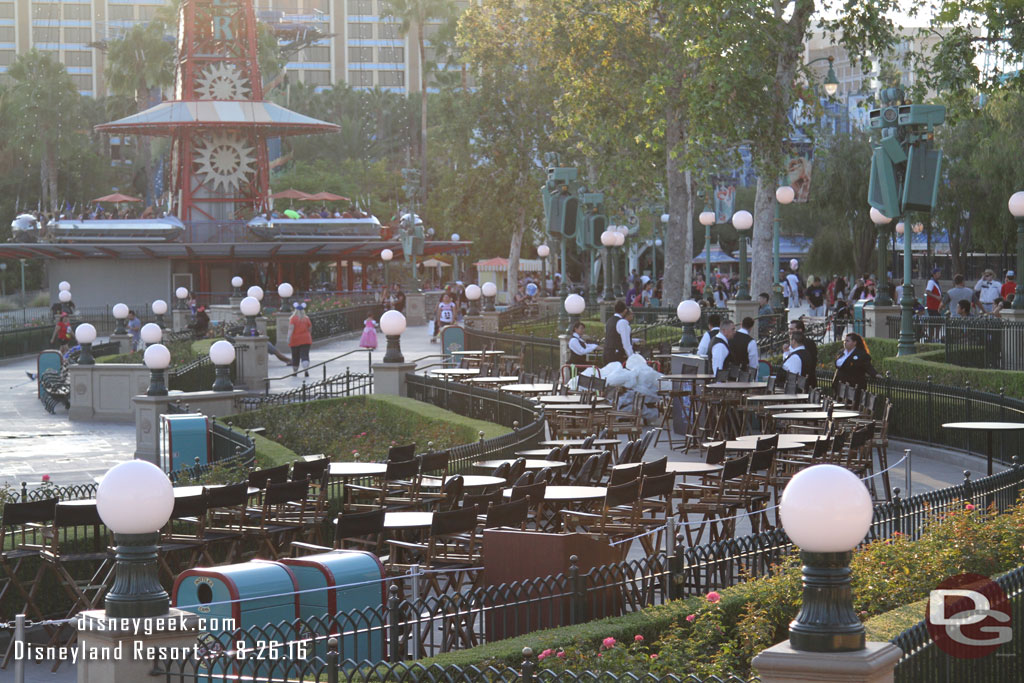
[[281, 550, 387, 663], [853, 300, 868, 336], [162, 413, 211, 474]]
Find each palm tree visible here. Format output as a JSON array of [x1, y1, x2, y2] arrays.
[[105, 21, 175, 204]]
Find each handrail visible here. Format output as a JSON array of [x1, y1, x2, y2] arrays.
[[264, 347, 374, 391]]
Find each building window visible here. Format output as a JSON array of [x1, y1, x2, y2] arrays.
[[63, 4, 89, 20], [0, 26, 14, 42], [348, 46, 373, 63], [109, 6, 134, 20], [0, 50, 14, 66], [304, 46, 330, 62], [348, 70, 373, 87], [64, 27, 91, 43], [348, 0, 373, 15], [65, 50, 91, 67], [304, 70, 330, 85], [0, 4, 15, 19], [378, 46, 403, 62], [33, 27, 59, 43], [379, 23, 401, 39], [348, 22, 372, 38], [377, 70, 403, 86], [70, 73, 92, 89], [138, 5, 159, 20]]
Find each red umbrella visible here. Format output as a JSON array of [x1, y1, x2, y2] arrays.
[[92, 193, 141, 203], [269, 189, 313, 200], [306, 192, 350, 202]]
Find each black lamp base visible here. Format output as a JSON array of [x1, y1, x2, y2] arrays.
[[155, 314, 165, 329], [245, 315, 258, 336], [114, 320, 127, 336], [484, 296, 496, 312], [104, 533, 170, 618], [147, 369, 167, 396], [383, 334, 404, 363], [78, 342, 95, 365], [788, 550, 865, 652], [679, 323, 698, 350], [468, 301, 480, 316], [212, 366, 233, 392]]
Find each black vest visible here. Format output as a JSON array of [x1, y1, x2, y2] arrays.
[[709, 335, 732, 371], [728, 330, 753, 368], [569, 334, 589, 365], [785, 348, 812, 377], [603, 315, 626, 364]]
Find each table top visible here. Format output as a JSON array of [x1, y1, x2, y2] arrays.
[[463, 376, 521, 384], [58, 484, 263, 507], [384, 511, 434, 530], [329, 462, 388, 477], [772, 410, 861, 420], [421, 475, 505, 489], [500, 383, 555, 393], [538, 439, 622, 448], [502, 485, 607, 502], [760, 403, 844, 411], [537, 395, 590, 404], [429, 368, 481, 376], [665, 461, 725, 475], [745, 394, 810, 403], [515, 448, 606, 458], [706, 382, 769, 391], [543, 403, 612, 411], [474, 459, 568, 471], [942, 421, 1024, 431], [736, 433, 827, 444], [450, 350, 505, 356], [701, 440, 805, 451], [659, 374, 718, 381]]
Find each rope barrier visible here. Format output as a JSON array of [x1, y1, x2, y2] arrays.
[[609, 523, 668, 546]]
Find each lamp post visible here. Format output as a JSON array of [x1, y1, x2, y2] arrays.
[[381, 248, 393, 289], [699, 210, 716, 304], [21, 260, 28, 304], [870, 207, 894, 306], [75, 323, 97, 365], [897, 214, 916, 356], [0, 262, 6, 298], [112, 303, 129, 335], [1010, 192, 1024, 310], [143, 343, 170, 396], [774, 185, 795, 308], [140, 322, 162, 347], [676, 299, 701, 350], [451, 233, 461, 281], [59, 289, 72, 314], [481, 281, 497, 312], [152, 299, 168, 328], [59, 280, 71, 292], [613, 229, 626, 297], [537, 244, 550, 295], [564, 293, 585, 335], [465, 284, 482, 316], [277, 282, 293, 311], [380, 310, 407, 363], [96, 460, 175, 618], [175, 287, 189, 310], [247, 285, 264, 302], [732, 210, 753, 301], [600, 230, 616, 301], [209, 340, 235, 391], [240, 296, 260, 336], [231, 276, 243, 298], [779, 464, 873, 652]]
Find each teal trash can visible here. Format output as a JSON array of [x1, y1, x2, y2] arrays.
[[162, 413, 211, 474], [281, 550, 387, 663], [173, 560, 300, 680], [853, 300, 868, 336]]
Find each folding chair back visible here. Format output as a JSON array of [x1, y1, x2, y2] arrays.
[[641, 456, 667, 477], [249, 464, 289, 490], [484, 498, 528, 530], [291, 457, 329, 482], [573, 455, 600, 485], [511, 471, 535, 487], [388, 443, 417, 462], [418, 450, 451, 478], [431, 507, 479, 536], [507, 457, 527, 484], [385, 458, 419, 481], [334, 509, 386, 553], [605, 478, 642, 507], [1, 498, 57, 548], [509, 481, 546, 503], [490, 462, 511, 482], [609, 464, 640, 486], [463, 490, 503, 514], [264, 478, 310, 508], [704, 441, 727, 465], [437, 475, 465, 511]]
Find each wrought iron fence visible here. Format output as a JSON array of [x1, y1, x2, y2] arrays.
[[885, 314, 1024, 371], [310, 303, 383, 341], [463, 327, 561, 377], [892, 563, 1024, 682], [167, 355, 217, 393], [497, 302, 541, 329], [237, 369, 374, 411]]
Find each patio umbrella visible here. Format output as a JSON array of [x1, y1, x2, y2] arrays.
[[269, 189, 312, 200], [307, 192, 350, 202], [421, 258, 451, 268], [283, 209, 302, 219], [92, 193, 141, 203]]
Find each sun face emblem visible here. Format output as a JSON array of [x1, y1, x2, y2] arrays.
[[192, 133, 256, 193], [195, 63, 251, 100]]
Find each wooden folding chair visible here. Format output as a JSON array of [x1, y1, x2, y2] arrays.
[[561, 478, 644, 560], [292, 508, 387, 559], [158, 491, 208, 584], [201, 482, 250, 564]]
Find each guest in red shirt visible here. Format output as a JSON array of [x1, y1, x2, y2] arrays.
[[1000, 270, 1016, 300], [288, 303, 314, 377]]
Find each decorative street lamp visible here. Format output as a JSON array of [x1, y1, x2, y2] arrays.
[[451, 233, 461, 281], [656, 213, 669, 285], [140, 322, 162, 348], [246, 285, 264, 301], [779, 464, 873, 652], [481, 281, 497, 312], [600, 229, 616, 301], [151, 299, 168, 328], [143, 343, 170, 396], [58, 280, 71, 292], [58, 289, 72, 313], [564, 293, 585, 335], [231, 276, 243, 298], [1009, 192, 1024, 310], [209, 340, 235, 391], [537, 244, 550, 295], [699, 209, 716, 305], [613, 229, 627, 297], [896, 215, 917, 355], [112, 303, 129, 336], [240, 296, 261, 336], [774, 186, 795, 308], [676, 299, 701, 350], [870, 207, 894, 306], [75, 323, 97, 365], [465, 284, 482, 316], [823, 56, 840, 97], [277, 282, 294, 310], [732, 210, 753, 301], [380, 310, 407, 363], [381, 248, 394, 289], [175, 287, 189, 310], [96, 460, 175, 618]]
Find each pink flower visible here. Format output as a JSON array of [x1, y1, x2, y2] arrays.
[[361, 431, 367, 436], [965, 503, 975, 511], [352, 449, 357, 454], [537, 653, 547, 661], [650, 654, 659, 660], [634, 634, 644, 642], [706, 591, 721, 604], [602, 637, 616, 649], [686, 614, 695, 623], [41, 474, 50, 482], [541, 649, 553, 657], [557, 651, 566, 659]]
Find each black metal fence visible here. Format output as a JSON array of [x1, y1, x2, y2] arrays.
[[463, 327, 561, 377], [497, 302, 541, 329], [885, 315, 1024, 371], [237, 369, 374, 411], [310, 303, 383, 341]]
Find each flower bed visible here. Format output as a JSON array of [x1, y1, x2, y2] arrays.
[[422, 497, 1024, 678]]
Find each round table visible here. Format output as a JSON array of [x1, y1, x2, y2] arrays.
[[537, 395, 590, 404], [700, 440, 804, 452], [538, 438, 621, 449], [664, 461, 724, 476], [772, 410, 860, 421], [514, 448, 605, 458], [658, 374, 718, 382], [706, 382, 769, 391], [429, 368, 481, 377], [421, 475, 506, 490], [500, 383, 555, 394], [543, 403, 612, 412], [383, 512, 434, 531], [502, 485, 607, 502], [450, 350, 505, 356], [474, 459, 568, 471], [745, 394, 809, 403], [463, 376, 521, 385], [735, 433, 826, 444], [942, 421, 1024, 476], [329, 462, 388, 478], [759, 403, 844, 411], [172, 485, 261, 497]]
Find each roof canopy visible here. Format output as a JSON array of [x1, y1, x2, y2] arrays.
[[92, 193, 141, 203], [95, 101, 339, 136]]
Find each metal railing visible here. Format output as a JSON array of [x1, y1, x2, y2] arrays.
[[497, 301, 541, 329], [239, 369, 374, 411], [263, 347, 374, 392], [463, 327, 560, 377], [885, 314, 1024, 371], [310, 303, 383, 341]]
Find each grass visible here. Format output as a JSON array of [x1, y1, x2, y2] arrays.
[[864, 597, 928, 641], [96, 337, 214, 364]]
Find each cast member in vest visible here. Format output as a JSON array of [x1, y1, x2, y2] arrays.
[[787, 319, 817, 387], [782, 331, 812, 381], [568, 322, 599, 365], [696, 313, 722, 356], [709, 319, 736, 374], [602, 301, 634, 365], [832, 332, 879, 390], [728, 317, 759, 370]]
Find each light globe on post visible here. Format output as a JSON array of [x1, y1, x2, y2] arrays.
[[231, 276, 243, 297], [895, 222, 905, 235], [380, 248, 393, 289], [239, 296, 261, 336], [209, 340, 236, 391], [600, 230, 616, 301], [151, 299, 168, 328], [732, 210, 754, 301], [58, 289, 72, 304], [776, 186, 795, 206], [247, 285, 264, 301], [112, 303, 129, 335], [779, 464, 873, 652], [772, 187, 795, 308], [481, 281, 498, 312], [143, 343, 171, 396], [1009, 191, 1024, 310], [140, 322, 162, 347], [58, 281, 71, 292], [537, 244, 550, 295], [676, 299, 701, 350], [175, 287, 189, 309], [699, 210, 717, 304], [380, 310, 407, 363], [75, 323, 97, 365], [823, 56, 839, 97], [612, 231, 626, 297], [277, 282, 294, 309], [96, 460, 175, 618], [564, 293, 585, 334], [465, 284, 482, 316]]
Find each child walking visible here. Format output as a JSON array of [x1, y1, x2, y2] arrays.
[[360, 315, 378, 350]]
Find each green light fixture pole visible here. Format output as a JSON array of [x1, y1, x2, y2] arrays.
[[896, 215, 916, 356], [699, 208, 715, 304], [774, 183, 795, 309], [557, 235, 569, 330], [600, 230, 615, 301], [870, 208, 893, 306], [1010, 192, 1024, 310], [732, 210, 753, 301]]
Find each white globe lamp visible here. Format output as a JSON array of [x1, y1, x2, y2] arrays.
[[277, 282, 294, 308], [58, 290, 72, 303], [481, 281, 498, 312], [246, 285, 264, 301], [451, 233, 460, 241], [58, 280, 71, 292], [175, 287, 189, 310], [231, 276, 243, 296], [380, 310, 407, 363], [151, 299, 168, 328], [140, 322, 162, 345], [698, 211, 716, 227], [1010, 192, 1024, 311], [676, 299, 701, 349], [240, 296, 261, 335], [143, 343, 171, 396], [75, 323, 97, 364], [776, 186, 796, 205], [112, 303, 129, 335], [869, 207, 892, 225], [209, 340, 236, 391]]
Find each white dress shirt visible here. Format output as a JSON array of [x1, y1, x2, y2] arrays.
[[568, 333, 598, 357], [836, 348, 855, 368], [697, 329, 717, 356], [783, 345, 805, 375], [741, 330, 758, 369], [710, 333, 731, 373], [615, 316, 634, 357]]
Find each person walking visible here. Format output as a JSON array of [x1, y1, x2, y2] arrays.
[[432, 292, 456, 342], [51, 313, 72, 354], [126, 310, 142, 351], [601, 301, 634, 365], [709, 319, 736, 374], [832, 332, 879, 390], [359, 314, 378, 350], [728, 316, 759, 371], [1000, 270, 1016, 302], [785, 269, 802, 310], [288, 302, 314, 377], [806, 276, 826, 316]]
